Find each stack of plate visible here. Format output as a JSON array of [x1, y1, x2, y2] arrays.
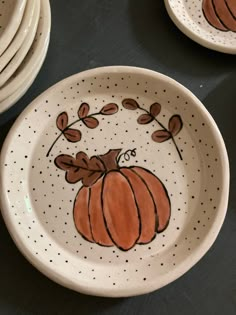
[[0, 0, 51, 113]]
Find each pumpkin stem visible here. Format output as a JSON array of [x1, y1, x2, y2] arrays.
[[98, 149, 122, 171]]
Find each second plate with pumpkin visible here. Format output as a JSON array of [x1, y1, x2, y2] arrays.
[[164, 0, 236, 54]]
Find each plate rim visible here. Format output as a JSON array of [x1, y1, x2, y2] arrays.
[[0, 0, 27, 56], [0, 0, 40, 88], [0, 66, 230, 297], [0, 37, 49, 113], [164, 0, 236, 54], [0, 0, 51, 102], [0, 0, 38, 73]]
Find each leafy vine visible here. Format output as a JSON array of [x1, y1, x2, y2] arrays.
[[122, 99, 183, 160]]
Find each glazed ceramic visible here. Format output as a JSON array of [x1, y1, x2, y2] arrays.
[[0, 0, 51, 103], [0, 40, 49, 113], [164, 0, 236, 54], [0, 0, 37, 73], [0, 0, 40, 88], [0, 0, 27, 56], [0, 66, 229, 297]]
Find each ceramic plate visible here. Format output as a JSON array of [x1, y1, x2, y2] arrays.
[[0, 0, 40, 88], [0, 0, 51, 103], [0, 66, 229, 297], [0, 0, 37, 73], [164, 0, 236, 54], [0, 39, 49, 113], [0, 0, 27, 56]]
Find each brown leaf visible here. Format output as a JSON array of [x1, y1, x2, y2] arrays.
[[122, 98, 139, 110], [150, 103, 161, 117], [64, 129, 82, 142], [168, 115, 183, 136], [137, 114, 153, 124], [89, 156, 105, 171], [56, 112, 68, 131], [83, 117, 99, 129], [151, 130, 171, 143], [82, 171, 104, 187], [75, 152, 90, 168], [55, 152, 105, 185], [55, 154, 77, 171], [78, 103, 90, 118], [100, 103, 118, 115]]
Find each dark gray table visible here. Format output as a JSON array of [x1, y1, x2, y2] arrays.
[[0, 1, 235, 314]]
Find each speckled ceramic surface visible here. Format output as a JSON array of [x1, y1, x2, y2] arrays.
[[0, 0, 40, 88], [0, 0, 37, 73], [0, 0, 51, 104], [164, 0, 236, 54], [0, 66, 229, 297], [0, 0, 27, 56]]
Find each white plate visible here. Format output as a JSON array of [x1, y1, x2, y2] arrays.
[[0, 0, 27, 56], [0, 66, 229, 297], [0, 39, 49, 113], [0, 0, 37, 73], [0, 0, 40, 88], [0, 0, 51, 103], [164, 0, 236, 54]]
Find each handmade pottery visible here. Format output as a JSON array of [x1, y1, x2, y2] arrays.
[[0, 66, 229, 297]]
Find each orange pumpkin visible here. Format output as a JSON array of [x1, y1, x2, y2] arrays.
[[202, 0, 236, 32], [73, 149, 171, 251]]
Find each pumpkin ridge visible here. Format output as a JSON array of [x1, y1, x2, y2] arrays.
[[212, 0, 230, 29], [224, 0, 236, 19], [132, 166, 171, 233], [87, 187, 95, 242], [126, 167, 158, 242], [212, 0, 235, 32], [225, 0, 236, 18], [73, 186, 94, 243], [202, 0, 228, 31], [117, 170, 142, 247], [101, 170, 141, 251], [89, 179, 114, 247]]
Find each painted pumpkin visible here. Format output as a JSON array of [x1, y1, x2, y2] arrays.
[[73, 149, 171, 251], [202, 0, 236, 32]]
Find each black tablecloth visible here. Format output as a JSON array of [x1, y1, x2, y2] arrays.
[[0, 1, 235, 314]]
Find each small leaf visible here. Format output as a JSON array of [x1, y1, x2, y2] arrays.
[[83, 117, 99, 129], [150, 103, 161, 117], [168, 115, 183, 136], [137, 114, 153, 124], [56, 112, 68, 131], [55, 154, 76, 171], [75, 152, 90, 168], [89, 156, 105, 171], [64, 129, 82, 142], [152, 130, 171, 143], [122, 98, 139, 110], [78, 103, 90, 118], [100, 103, 118, 115]]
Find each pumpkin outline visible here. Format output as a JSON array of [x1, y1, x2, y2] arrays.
[[73, 154, 171, 251]]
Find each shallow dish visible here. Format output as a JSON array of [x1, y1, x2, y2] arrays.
[[164, 0, 236, 54], [0, 0, 37, 73], [0, 66, 229, 297], [0, 0, 40, 88], [0, 0, 51, 103], [0, 0, 27, 56]]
